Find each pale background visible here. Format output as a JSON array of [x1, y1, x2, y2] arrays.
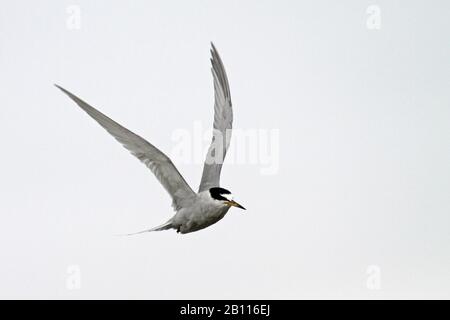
[[0, 0, 449, 299]]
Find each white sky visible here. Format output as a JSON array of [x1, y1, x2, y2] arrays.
[[0, 0, 449, 299]]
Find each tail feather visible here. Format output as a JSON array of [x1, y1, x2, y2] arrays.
[[117, 220, 173, 236]]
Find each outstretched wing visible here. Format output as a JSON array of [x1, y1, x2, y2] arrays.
[[198, 43, 233, 192], [55, 85, 196, 210]]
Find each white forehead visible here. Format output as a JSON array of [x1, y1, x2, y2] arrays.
[[222, 193, 233, 201]]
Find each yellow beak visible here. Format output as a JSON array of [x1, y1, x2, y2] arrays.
[[225, 200, 246, 210]]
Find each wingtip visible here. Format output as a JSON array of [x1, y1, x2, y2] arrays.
[[54, 84, 77, 99], [210, 42, 218, 54], [54, 83, 67, 94]]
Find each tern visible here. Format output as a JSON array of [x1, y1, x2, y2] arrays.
[[55, 43, 245, 234]]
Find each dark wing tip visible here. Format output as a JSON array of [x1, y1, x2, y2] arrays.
[[210, 41, 219, 59], [54, 84, 86, 108], [209, 43, 231, 100], [54, 83, 73, 98], [54, 83, 63, 91], [210, 42, 221, 62]]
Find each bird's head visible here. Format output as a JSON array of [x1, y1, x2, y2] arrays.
[[209, 187, 246, 210]]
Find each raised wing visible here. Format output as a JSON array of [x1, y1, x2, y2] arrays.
[[55, 85, 196, 210], [198, 43, 233, 192]]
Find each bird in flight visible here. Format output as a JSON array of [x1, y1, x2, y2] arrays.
[[55, 43, 245, 234]]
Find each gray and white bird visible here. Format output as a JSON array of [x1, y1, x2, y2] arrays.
[[55, 43, 245, 234]]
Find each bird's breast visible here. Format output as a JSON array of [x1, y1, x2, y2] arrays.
[[176, 200, 230, 233]]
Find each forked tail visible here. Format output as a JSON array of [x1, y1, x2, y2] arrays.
[[118, 220, 173, 236]]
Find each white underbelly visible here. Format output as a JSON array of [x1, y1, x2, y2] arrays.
[[177, 205, 230, 233]]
